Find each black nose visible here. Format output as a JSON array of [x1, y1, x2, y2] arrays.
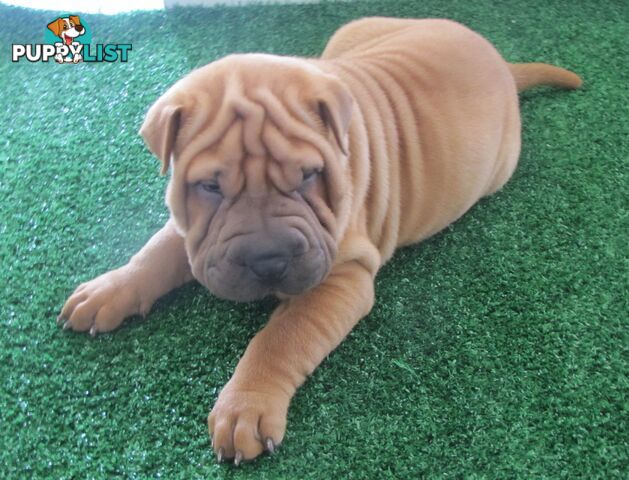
[[249, 254, 289, 282], [75, 25, 84, 32]]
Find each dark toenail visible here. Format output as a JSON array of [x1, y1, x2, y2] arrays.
[[266, 437, 275, 454]]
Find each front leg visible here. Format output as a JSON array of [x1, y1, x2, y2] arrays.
[[58, 220, 193, 334], [53, 42, 65, 63], [71, 42, 83, 63], [209, 258, 376, 464]]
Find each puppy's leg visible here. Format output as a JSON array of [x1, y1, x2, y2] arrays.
[[53, 42, 64, 63], [58, 220, 193, 335], [71, 42, 82, 63], [209, 256, 376, 463]]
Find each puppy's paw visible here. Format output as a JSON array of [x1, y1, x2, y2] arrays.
[[58, 267, 149, 335], [72, 54, 82, 63], [208, 383, 289, 465], [54, 54, 64, 64]]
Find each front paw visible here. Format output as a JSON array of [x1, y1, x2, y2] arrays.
[[208, 383, 289, 465], [57, 266, 149, 335], [54, 53, 64, 63], [72, 54, 82, 63]]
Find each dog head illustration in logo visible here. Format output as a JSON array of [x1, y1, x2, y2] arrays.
[[47, 16, 85, 63]]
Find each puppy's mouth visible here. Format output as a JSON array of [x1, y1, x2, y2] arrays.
[[204, 248, 329, 302], [63, 31, 82, 43]]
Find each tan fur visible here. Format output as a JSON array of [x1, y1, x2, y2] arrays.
[[59, 17, 581, 462], [47, 18, 65, 37], [510, 62, 582, 92]]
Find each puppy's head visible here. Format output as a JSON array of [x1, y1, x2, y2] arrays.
[[47, 16, 85, 43], [140, 54, 354, 301]]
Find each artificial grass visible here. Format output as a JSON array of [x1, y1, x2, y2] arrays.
[[0, 0, 627, 477]]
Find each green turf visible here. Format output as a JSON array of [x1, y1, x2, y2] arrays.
[[1, 0, 627, 478]]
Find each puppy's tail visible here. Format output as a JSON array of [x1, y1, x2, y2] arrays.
[[509, 63, 582, 93]]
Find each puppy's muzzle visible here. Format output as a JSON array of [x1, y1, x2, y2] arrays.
[[248, 252, 289, 283], [235, 232, 304, 286], [204, 222, 330, 301]]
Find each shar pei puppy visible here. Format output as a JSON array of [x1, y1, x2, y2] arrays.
[[58, 17, 581, 464]]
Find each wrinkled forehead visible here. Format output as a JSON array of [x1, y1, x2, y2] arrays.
[[176, 58, 334, 192], [185, 119, 325, 195]]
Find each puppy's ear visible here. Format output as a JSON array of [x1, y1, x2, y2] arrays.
[[47, 18, 63, 37], [69, 15, 81, 26], [317, 76, 353, 156], [140, 100, 182, 175]]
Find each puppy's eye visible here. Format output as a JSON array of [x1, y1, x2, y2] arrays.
[[302, 168, 322, 184], [197, 181, 222, 195]]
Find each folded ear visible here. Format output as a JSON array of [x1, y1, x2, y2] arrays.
[[69, 15, 81, 26], [317, 76, 353, 156], [47, 18, 62, 37], [139, 100, 182, 175]]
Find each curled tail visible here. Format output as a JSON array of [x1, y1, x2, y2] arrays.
[[509, 62, 582, 93]]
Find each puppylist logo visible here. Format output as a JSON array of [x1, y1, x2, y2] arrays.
[[12, 15, 131, 64]]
